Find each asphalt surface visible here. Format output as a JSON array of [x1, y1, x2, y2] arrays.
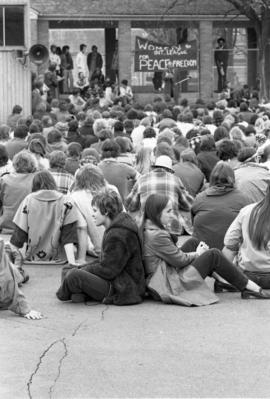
[[2, 263, 270, 399]]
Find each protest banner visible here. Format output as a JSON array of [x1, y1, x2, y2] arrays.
[[134, 36, 198, 72]]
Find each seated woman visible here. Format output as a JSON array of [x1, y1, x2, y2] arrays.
[[57, 190, 145, 304], [223, 183, 270, 289], [10, 170, 79, 265], [0, 239, 42, 319], [143, 193, 270, 306], [70, 164, 116, 262], [0, 151, 37, 232], [191, 162, 249, 250]]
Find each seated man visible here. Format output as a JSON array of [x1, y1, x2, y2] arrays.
[[57, 190, 145, 304], [119, 79, 133, 104]]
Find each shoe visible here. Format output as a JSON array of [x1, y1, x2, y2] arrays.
[[214, 280, 239, 293], [241, 289, 270, 299]]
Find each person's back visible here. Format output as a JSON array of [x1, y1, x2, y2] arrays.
[[98, 159, 136, 201], [197, 150, 219, 182], [126, 156, 194, 235], [6, 125, 28, 160], [173, 161, 204, 197], [0, 172, 35, 231], [12, 190, 76, 262], [224, 203, 270, 273], [6, 139, 28, 160], [234, 163, 270, 203], [192, 186, 248, 249]]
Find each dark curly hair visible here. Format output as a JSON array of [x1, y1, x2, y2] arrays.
[[91, 189, 123, 220]]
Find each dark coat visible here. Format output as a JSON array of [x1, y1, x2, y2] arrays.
[[87, 52, 103, 71], [86, 212, 145, 305], [191, 186, 249, 250]]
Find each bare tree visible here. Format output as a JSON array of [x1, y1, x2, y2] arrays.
[[226, 0, 270, 99]]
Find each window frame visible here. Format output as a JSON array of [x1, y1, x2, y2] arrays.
[[0, 4, 26, 49]]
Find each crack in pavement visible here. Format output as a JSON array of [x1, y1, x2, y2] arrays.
[[26, 339, 61, 399], [26, 308, 107, 398], [101, 304, 109, 321], [48, 338, 68, 399], [72, 320, 86, 337]]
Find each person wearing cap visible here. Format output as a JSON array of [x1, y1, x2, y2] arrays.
[[126, 155, 194, 235], [214, 37, 229, 93]]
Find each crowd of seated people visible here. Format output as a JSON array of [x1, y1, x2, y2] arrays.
[[2, 81, 270, 319]]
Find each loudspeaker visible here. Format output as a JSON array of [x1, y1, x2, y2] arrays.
[[29, 44, 49, 65]]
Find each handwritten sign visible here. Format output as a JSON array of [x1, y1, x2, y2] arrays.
[[134, 36, 198, 72]]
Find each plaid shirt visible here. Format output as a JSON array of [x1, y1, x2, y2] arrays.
[[126, 168, 194, 235], [50, 170, 74, 194]]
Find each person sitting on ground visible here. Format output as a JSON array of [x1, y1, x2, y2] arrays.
[[191, 162, 249, 250], [49, 151, 74, 194], [56, 189, 145, 304], [98, 139, 137, 201], [79, 148, 100, 167], [0, 145, 13, 177], [259, 143, 270, 170], [223, 183, 270, 290], [10, 170, 79, 265], [141, 127, 157, 151], [69, 164, 120, 261], [69, 88, 86, 112], [79, 116, 98, 148], [0, 240, 42, 319], [115, 136, 135, 167], [173, 148, 204, 198], [196, 135, 219, 182], [113, 121, 125, 138], [119, 79, 133, 104], [0, 151, 37, 232], [143, 193, 270, 306], [47, 129, 68, 154], [126, 155, 193, 235], [234, 146, 270, 203], [216, 139, 240, 169], [64, 142, 82, 175], [28, 138, 49, 170], [5, 125, 28, 160], [0, 124, 11, 145], [6, 105, 23, 131]]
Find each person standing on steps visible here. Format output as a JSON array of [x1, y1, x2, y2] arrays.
[[214, 37, 229, 93]]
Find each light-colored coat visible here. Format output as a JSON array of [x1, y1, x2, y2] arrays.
[[0, 240, 30, 315], [143, 221, 218, 306]]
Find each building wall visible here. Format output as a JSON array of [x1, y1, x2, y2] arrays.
[[30, 0, 239, 19], [0, 52, 31, 124], [0, 0, 31, 124]]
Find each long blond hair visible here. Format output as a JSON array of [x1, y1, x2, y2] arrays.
[[135, 147, 152, 175]]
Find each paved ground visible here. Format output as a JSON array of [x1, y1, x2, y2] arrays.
[[2, 262, 270, 399]]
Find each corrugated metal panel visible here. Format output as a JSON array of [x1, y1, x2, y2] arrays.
[[0, 51, 31, 124]]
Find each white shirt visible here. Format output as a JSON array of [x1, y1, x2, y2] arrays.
[[120, 85, 133, 99], [49, 53, 61, 71], [76, 51, 87, 76]]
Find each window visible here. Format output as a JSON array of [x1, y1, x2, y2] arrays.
[[0, 6, 24, 47]]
